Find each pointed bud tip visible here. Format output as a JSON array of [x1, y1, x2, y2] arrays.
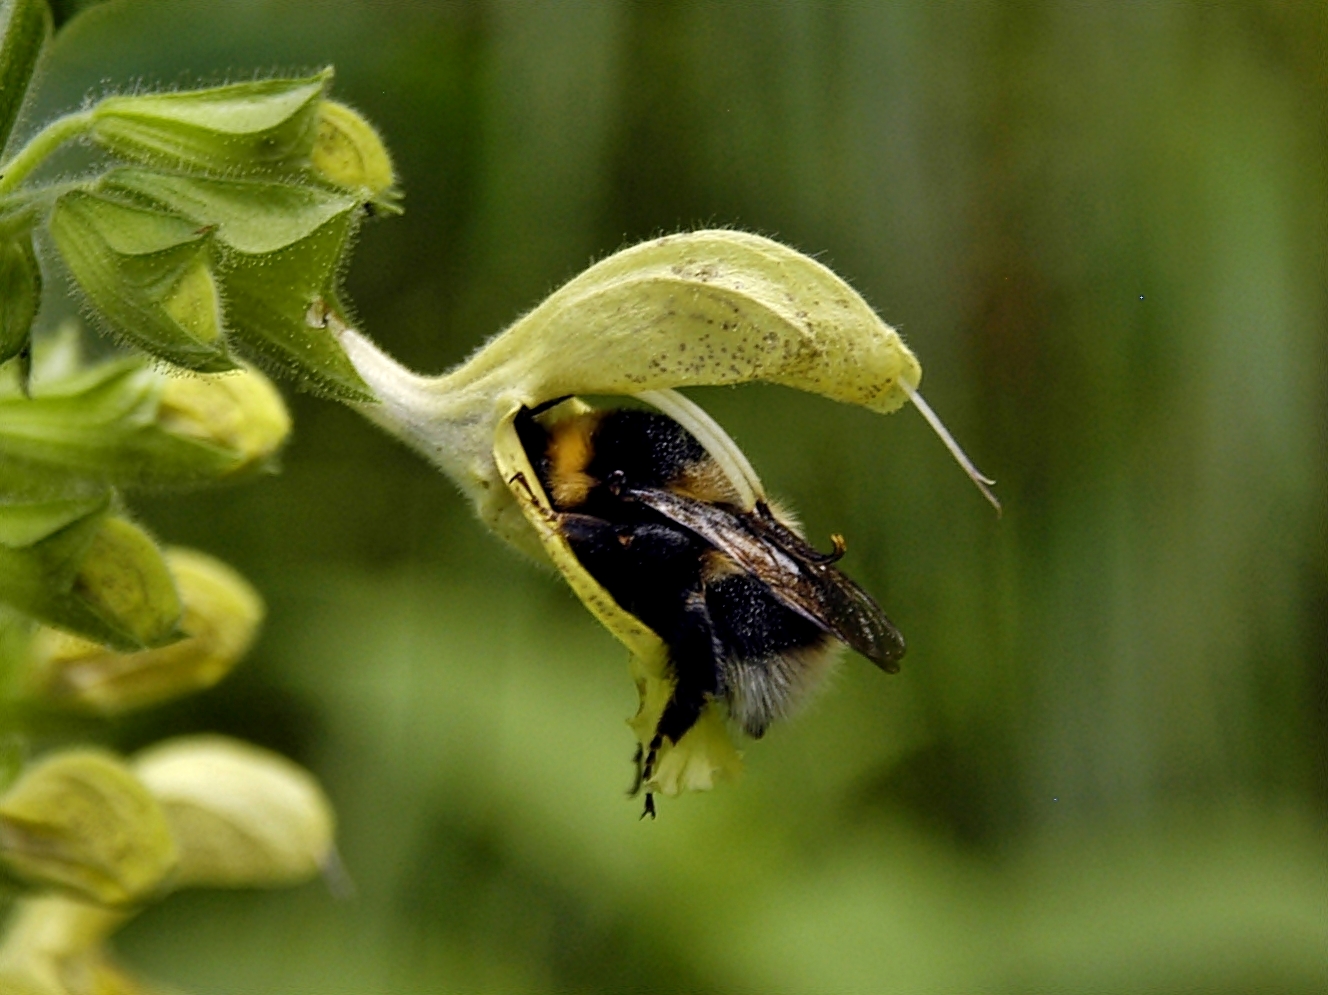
[[311, 100, 398, 209]]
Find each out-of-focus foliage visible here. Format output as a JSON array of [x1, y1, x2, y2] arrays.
[[11, 1, 1323, 993]]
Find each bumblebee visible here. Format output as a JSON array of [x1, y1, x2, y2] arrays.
[[515, 400, 905, 817]]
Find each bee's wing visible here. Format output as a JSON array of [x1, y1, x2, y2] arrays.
[[626, 487, 905, 672]]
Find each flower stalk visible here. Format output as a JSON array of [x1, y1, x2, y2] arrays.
[[0, 113, 91, 197]]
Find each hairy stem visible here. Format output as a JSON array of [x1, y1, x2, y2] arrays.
[[0, 111, 92, 196]]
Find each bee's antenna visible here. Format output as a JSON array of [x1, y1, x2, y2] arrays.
[[898, 381, 1001, 516], [635, 388, 765, 510]]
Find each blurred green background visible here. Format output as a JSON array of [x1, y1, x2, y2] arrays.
[[22, 1, 1328, 991]]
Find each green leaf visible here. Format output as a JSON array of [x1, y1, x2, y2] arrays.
[[0, 0, 51, 154], [48, 188, 234, 372], [90, 70, 330, 177], [102, 169, 371, 399], [0, 234, 39, 369]]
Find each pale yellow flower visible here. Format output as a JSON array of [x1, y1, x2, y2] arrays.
[[330, 230, 995, 800]]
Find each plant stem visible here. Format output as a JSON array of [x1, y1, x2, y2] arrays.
[[0, 111, 92, 196], [0, 187, 52, 239]]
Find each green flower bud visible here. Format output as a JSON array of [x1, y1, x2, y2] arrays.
[[48, 190, 233, 373], [0, 750, 178, 906], [133, 736, 334, 889], [0, 502, 182, 652], [100, 168, 371, 400], [88, 70, 331, 177], [155, 365, 291, 475], [0, 236, 40, 370], [311, 100, 401, 214], [0, 356, 291, 491], [27, 547, 263, 714], [61, 516, 181, 651]]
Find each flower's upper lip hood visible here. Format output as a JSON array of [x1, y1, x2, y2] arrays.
[[435, 229, 921, 415], [331, 229, 925, 557]]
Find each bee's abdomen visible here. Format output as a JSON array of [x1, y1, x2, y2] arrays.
[[705, 572, 826, 661]]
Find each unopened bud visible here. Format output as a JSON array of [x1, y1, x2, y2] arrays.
[[0, 356, 292, 491], [27, 548, 263, 714], [133, 736, 334, 889], [0, 750, 177, 906], [48, 190, 233, 373], [67, 517, 182, 651], [155, 365, 291, 476], [312, 101, 400, 214], [0, 502, 182, 652], [0, 237, 40, 368], [89, 71, 331, 177]]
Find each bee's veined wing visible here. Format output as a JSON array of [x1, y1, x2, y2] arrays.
[[626, 487, 905, 671]]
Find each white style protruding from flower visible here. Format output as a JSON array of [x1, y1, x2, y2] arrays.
[[330, 230, 994, 799]]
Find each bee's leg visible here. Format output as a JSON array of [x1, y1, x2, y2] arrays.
[[637, 593, 721, 819], [628, 743, 645, 796], [639, 732, 664, 820]]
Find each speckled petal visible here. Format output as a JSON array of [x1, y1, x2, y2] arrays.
[[444, 229, 921, 413]]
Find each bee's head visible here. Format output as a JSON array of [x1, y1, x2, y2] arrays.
[[532, 404, 746, 512]]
